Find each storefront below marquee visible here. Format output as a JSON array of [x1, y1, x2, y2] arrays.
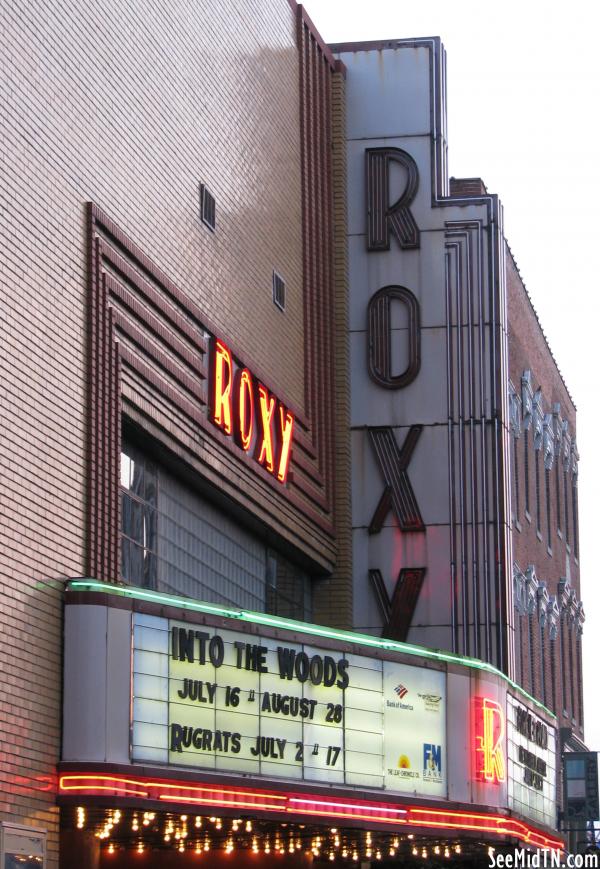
[[58, 581, 564, 866]]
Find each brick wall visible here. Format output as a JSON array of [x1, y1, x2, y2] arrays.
[[0, 0, 322, 863], [313, 68, 353, 628], [507, 248, 582, 737]]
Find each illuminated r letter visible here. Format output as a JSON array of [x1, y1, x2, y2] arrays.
[[255, 384, 276, 473], [277, 406, 294, 484], [234, 368, 254, 451], [474, 697, 506, 784], [211, 339, 233, 434], [366, 147, 420, 251]]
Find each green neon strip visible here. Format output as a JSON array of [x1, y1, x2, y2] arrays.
[[66, 579, 555, 719]]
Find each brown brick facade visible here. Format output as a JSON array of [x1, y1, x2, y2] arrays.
[[507, 248, 582, 736], [0, 0, 342, 863]]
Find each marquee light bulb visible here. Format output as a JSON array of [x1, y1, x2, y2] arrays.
[[195, 816, 202, 828], [108, 844, 114, 854]]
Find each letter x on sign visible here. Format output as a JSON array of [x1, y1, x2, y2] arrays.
[[368, 425, 424, 534]]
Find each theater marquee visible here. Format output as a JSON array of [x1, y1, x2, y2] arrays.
[[131, 614, 446, 797], [62, 581, 560, 845], [507, 694, 557, 828]]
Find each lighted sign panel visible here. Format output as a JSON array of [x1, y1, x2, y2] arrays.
[[473, 696, 506, 785], [210, 338, 294, 485], [131, 613, 446, 796], [337, 38, 511, 665], [507, 695, 556, 828]]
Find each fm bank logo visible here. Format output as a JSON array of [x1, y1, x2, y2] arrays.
[[423, 743, 443, 781]]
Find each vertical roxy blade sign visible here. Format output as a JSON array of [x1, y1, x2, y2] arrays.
[[209, 337, 294, 485]]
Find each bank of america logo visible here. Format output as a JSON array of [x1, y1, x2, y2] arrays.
[[394, 684, 408, 699]]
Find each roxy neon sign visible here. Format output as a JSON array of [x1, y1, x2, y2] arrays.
[[473, 697, 506, 784], [210, 338, 294, 484]]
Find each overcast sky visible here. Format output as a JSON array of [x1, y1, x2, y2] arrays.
[[303, 0, 600, 749]]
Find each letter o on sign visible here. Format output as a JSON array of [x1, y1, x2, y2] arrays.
[[367, 285, 421, 389]]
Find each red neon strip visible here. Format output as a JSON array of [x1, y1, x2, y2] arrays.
[[58, 773, 563, 849], [60, 775, 147, 787], [288, 807, 409, 825], [60, 784, 147, 797], [154, 783, 286, 800], [289, 798, 406, 815], [59, 775, 148, 797], [408, 809, 562, 850], [60, 775, 285, 802], [158, 795, 285, 811]]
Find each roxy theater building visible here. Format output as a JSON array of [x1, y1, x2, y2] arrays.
[[0, 2, 585, 869], [332, 35, 584, 747]]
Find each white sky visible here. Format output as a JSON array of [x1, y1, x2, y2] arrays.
[[303, 0, 600, 749]]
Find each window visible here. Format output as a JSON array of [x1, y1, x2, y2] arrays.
[[513, 434, 520, 522], [576, 637, 584, 728], [550, 637, 557, 713], [572, 478, 579, 560], [528, 612, 536, 697], [121, 446, 158, 589], [569, 627, 575, 715], [564, 467, 570, 544], [272, 271, 285, 311], [535, 448, 541, 535], [545, 467, 552, 551], [555, 457, 561, 535], [120, 443, 311, 620], [539, 620, 546, 706], [524, 429, 530, 516], [200, 183, 216, 231], [560, 614, 568, 715]]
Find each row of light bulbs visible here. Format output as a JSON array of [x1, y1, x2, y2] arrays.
[[75, 807, 478, 862]]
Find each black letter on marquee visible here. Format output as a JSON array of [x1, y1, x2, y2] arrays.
[[368, 425, 425, 533], [369, 567, 426, 642], [367, 285, 421, 389], [366, 147, 420, 251]]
